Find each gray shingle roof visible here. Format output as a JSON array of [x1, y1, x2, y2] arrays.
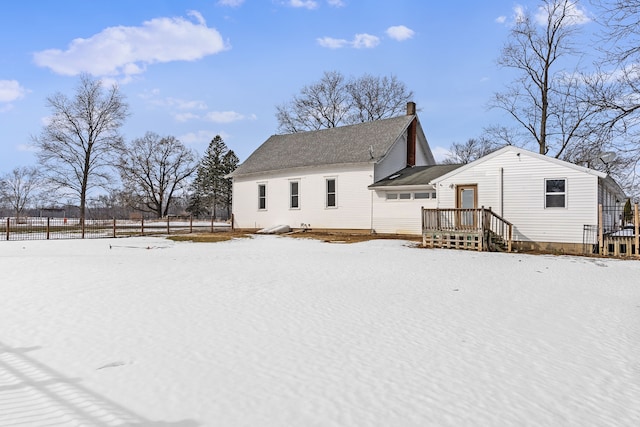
[[369, 164, 464, 188], [232, 115, 415, 176]]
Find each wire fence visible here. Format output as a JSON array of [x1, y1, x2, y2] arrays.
[[1, 216, 231, 241]]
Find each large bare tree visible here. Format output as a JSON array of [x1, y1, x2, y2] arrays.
[[118, 132, 197, 218], [489, 0, 600, 158], [276, 71, 413, 133], [34, 73, 129, 222], [0, 166, 41, 220], [588, 0, 640, 197]]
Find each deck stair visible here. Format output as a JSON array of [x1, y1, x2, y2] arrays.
[[421, 207, 513, 252]]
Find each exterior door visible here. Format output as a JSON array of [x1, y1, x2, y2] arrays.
[[457, 185, 477, 228]]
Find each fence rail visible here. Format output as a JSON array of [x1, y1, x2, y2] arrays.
[[1, 217, 231, 241]]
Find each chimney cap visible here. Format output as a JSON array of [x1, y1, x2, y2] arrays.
[[406, 101, 416, 116]]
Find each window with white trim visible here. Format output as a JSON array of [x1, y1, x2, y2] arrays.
[[386, 193, 398, 200], [415, 192, 430, 199], [290, 180, 300, 209], [258, 183, 267, 210], [326, 178, 337, 208], [399, 193, 411, 200], [545, 179, 566, 208]]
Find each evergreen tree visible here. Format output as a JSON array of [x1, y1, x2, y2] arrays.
[[188, 136, 238, 219]]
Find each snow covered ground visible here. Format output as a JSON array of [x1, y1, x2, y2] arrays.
[[1, 235, 639, 427]]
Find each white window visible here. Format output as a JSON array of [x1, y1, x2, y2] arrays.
[[545, 179, 566, 208], [415, 192, 430, 199], [290, 180, 300, 209], [258, 183, 267, 210], [386, 193, 398, 200], [399, 193, 411, 200], [326, 178, 337, 208]]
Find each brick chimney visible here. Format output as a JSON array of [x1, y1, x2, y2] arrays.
[[406, 102, 416, 166], [406, 101, 416, 115]]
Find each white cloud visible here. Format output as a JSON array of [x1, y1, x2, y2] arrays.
[[535, 1, 590, 26], [495, 16, 507, 24], [204, 111, 247, 123], [33, 12, 228, 80], [317, 37, 349, 49], [513, 5, 526, 24], [174, 112, 201, 122], [17, 143, 39, 153], [289, 0, 319, 9], [385, 25, 414, 41], [352, 33, 379, 49], [319, 33, 379, 49], [431, 146, 451, 163], [0, 80, 27, 103], [179, 130, 231, 146], [218, 0, 245, 6], [327, 0, 345, 6]]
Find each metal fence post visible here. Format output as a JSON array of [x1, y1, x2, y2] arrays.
[[6, 217, 10, 241], [598, 204, 604, 255]]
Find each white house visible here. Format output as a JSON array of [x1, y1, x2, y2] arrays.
[[230, 104, 626, 253], [369, 145, 626, 252], [429, 146, 625, 252], [230, 102, 435, 231]]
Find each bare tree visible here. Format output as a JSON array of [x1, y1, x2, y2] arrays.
[[345, 74, 414, 124], [587, 0, 640, 199], [490, 0, 600, 157], [276, 71, 414, 133], [443, 137, 502, 164], [34, 73, 129, 222], [0, 166, 41, 220], [118, 132, 197, 218]]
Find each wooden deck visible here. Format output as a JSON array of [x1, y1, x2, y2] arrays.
[[421, 207, 513, 252]]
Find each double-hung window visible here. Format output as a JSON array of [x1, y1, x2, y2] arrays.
[[545, 179, 566, 208], [258, 183, 267, 210], [290, 180, 300, 209], [326, 178, 337, 208]]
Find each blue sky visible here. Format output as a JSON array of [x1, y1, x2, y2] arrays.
[[0, 0, 596, 173]]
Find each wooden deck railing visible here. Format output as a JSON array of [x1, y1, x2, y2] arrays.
[[421, 207, 512, 252]]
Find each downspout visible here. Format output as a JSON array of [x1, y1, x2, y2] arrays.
[[500, 167, 504, 217]]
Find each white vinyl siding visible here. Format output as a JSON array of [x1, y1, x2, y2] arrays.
[[371, 187, 437, 235], [433, 149, 599, 244], [232, 164, 375, 230]]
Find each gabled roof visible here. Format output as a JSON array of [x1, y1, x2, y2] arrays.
[[430, 145, 608, 184], [231, 115, 415, 177], [369, 164, 463, 188]]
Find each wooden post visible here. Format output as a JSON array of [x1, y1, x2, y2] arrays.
[[113, 218, 116, 238], [46, 217, 50, 240], [81, 218, 85, 239], [635, 203, 639, 258], [478, 206, 484, 252], [167, 216, 170, 234], [190, 216, 193, 234], [598, 204, 604, 255], [507, 224, 513, 253], [141, 217, 145, 235], [211, 215, 215, 233]]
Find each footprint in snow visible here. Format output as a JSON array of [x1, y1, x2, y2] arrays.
[[97, 361, 126, 370]]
